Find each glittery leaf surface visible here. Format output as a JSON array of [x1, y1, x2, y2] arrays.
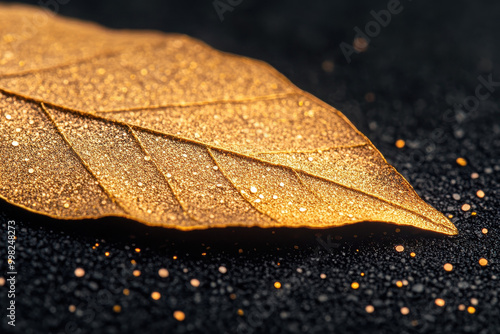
[[0, 4, 457, 234]]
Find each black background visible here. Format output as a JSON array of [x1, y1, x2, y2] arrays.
[[0, 0, 499, 333]]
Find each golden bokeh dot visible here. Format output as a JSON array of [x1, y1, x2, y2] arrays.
[[435, 298, 446, 307], [395, 245, 404, 252], [481, 228, 488, 235], [395, 139, 405, 149], [69, 305, 76, 312], [0, 277, 6, 286], [173, 310, 185, 321], [105, 252, 110, 257], [151, 291, 161, 300], [476, 190, 485, 198], [458, 304, 466, 311], [479, 258, 488, 266], [353, 37, 369, 52], [396, 281, 403, 288], [365, 305, 375, 313], [351, 282, 360, 290], [461, 204, 471, 212], [456, 157, 467, 166], [190, 278, 200, 287], [410, 252, 416, 257], [135, 248, 141, 253], [274, 281, 282, 289], [133, 270, 141, 277], [443, 263, 453, 272], [400, 307, 410, 315], [467, 306, 476, 314], [320, 273, 327, 279], [158, 268, 169, 278], [123, 288, 130, 296], [74, 268, 85, 277], [113, 305, 121, 313], [237, 309, 244, 316]]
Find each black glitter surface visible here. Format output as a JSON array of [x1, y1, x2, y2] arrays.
[[0, 0, 499, 333]]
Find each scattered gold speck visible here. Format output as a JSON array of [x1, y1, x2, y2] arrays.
[[105, 252, 110, 257], [113, 305, 122, 313], [237, 309, 244, 316], [471, 172, 479, 179], [158, 268, 169, 278], [351, 282, 359, 289], [461, 204, 471, 211], [458, 304, 466, 311], [365, 305, 375, 313], [471, 298, 479, 306], [410, 252, 416, 257], [123, 288, 130, 296], [479, 258, 488, 266], [190, 278, 200, 287], [443, 263, 453, 272], [395, 245, 404, 252], [400, 307, 410, 315], [0, 277, 5, 286], [69, 305, 76, 312], [274, 281, 282, 289], [135, 248, 141, 253], [395, 139, 405, 149], [74, 267, 85, 277], [435, 298, 446, 307], [219, 266, 227, 274], [133, 270, 141, 277], [476, 190, 485, 198], [173, 310, 185, 321], [353, 37, 369, 52], [467, 306, 476, 314], [456, 157, 467, 166], [131, 259, 136, 265], [481, 228, 488, 234], [396, 281, 403, 288], [320, 273, 327, 279]]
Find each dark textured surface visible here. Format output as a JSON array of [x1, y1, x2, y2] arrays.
[[0, 0, 499, 333]]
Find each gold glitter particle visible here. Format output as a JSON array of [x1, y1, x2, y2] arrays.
[[133, 270, 141, 277], [151, 292, 161, 300], [353, 37, 369, 52], [351, 282, 360, 289], [274, 282, 282, 289], [461, 204, 471, 212], [365, 305, 375, 313], [443, 263, 453, 272], [74, 268, 85, 277], [69, 305, 76, 312], [479, 258, 488, 266], [435, 298, 446, 307], [395, 245, 404, 252], [173, 310, 185, 321], [320, 273, 327, 279], [135, 248, 141, 253], [190, 278, 200, 287], [131, 260, 137, 265], [396, 281, 403, 288], [0, 5, 458, 236], [471, 298, 479, 306], [105, 252, 110, 257], [481, 228, 488, 234], [456, 157, 467, 166], [0, 277, 5, 286], [476, 190, 485, 198], [458, 304, 466, 311], [400, 307, 410, 315], [219, 266, 227, 274], [467, 306, 476, 314], [158, 268, 169, 278], [113, 305, 122, 313], [395, 139, 405, 149], [410, 252, 416, 257], [471, 173, 479, 179], [229, 293, 236, 300], [123, 288, 130, 296], [360, 272, 365, 277], [237, 309, 244, 316]]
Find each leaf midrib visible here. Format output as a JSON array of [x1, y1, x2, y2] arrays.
[[0, 87, 451, 232]]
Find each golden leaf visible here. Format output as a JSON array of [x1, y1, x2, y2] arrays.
[[0, 4, 457, 235]]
